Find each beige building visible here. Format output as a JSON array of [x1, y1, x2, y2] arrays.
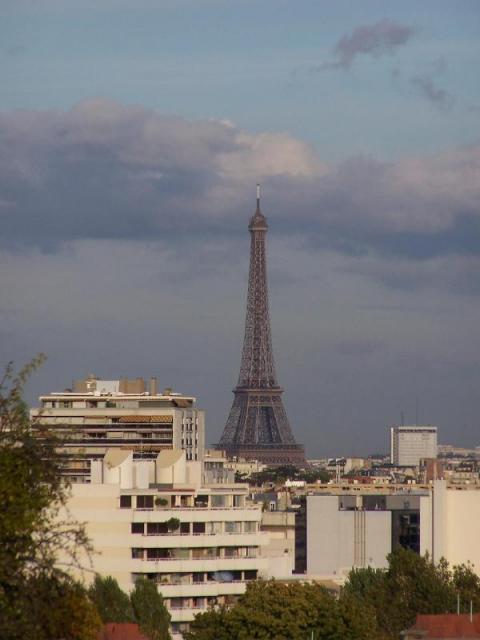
[[30, 375, 205, 482], [260, 510, 296, 578], [62, 448, 269, 638], [306, 481, 480, 581]]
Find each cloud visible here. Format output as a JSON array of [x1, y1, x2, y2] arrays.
[[343, 253, 480, 296], [411, 75, 455, 111], [0, 99, 479, 285], [320, 19, 416, 70]]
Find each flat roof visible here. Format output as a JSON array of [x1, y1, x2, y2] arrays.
[[39, 393, 196, 400]]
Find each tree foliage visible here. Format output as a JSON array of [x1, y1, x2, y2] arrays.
[[0, 357, 99, 639], [248, 465, 331, 487], [186, 580, 378, 640], [187, 553, 480, 640], [131, 577, 171, 640], [88, 575, 135, 623], [23, 571, 102, 640], [343, 547, 480, 638]]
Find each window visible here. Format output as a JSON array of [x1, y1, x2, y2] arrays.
[[131, 548, 144, 559], [180, 522, 190, 534], [193, 548, 218, 560], [193, 573, 205, 583], [211, 495, 226, 508], [147, 548, 169, 560], [233, 495, 244, 507], [170, 598, 184, 609], [206, 521, 222, 535], [120, 495, 132, 509], [192, 522, 205, 534], [147, 522, 168, 535], [225, 522, 241, 534], [244, 521, 256, 533], [244, 570, 257, 581], [192, 597, 205, 609], [131, 522, 144, 534], [137, 495, 154, 509]]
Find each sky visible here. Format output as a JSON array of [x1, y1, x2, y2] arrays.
[[1, 0, 479, 456]]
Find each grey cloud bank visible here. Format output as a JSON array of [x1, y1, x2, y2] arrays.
[[1, 99, 479, 263], [1, 100, 479, 455]]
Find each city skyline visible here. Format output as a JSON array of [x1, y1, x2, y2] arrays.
[[1, 1, 479, 456]]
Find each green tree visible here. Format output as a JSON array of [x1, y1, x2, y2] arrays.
[[88, 575, 135, 623], [452, 563, 480, 613], [184, 606, 231, 640], [130, 577, 171, 640], [166, 517, 181, 532], [0, 357, 99, 639], [342, 548, 480, 638], [186, 580, 377, 640], [26, 571, 102, 640]]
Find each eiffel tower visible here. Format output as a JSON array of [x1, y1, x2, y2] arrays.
[[218, 187, 305, 465]]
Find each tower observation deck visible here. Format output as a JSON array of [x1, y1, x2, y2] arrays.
[[217, 188, 305, 466]]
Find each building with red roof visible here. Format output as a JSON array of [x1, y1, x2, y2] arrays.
[[97, 623, 148, 640], [401, 614, 480, 639]]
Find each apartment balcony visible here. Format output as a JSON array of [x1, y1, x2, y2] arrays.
[[130, 557, 268, 573], [133, 507, 260, 519], [169, 607, 206, 623], [157, 580, 248, 598], [135, 533, 267, 548]]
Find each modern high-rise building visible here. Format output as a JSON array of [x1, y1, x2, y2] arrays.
[[218, 188, 305, 466], [390, 425, 438, 467], [30, 374, 205, 482]]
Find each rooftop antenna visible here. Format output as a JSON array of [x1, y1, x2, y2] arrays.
[[256, 183, 260, 210], [401, 410, 405, 426], [415, 396, 419, 426]]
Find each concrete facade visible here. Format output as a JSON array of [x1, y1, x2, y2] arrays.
[[30, 376, 205, 482], [391, 426, 438, 467], [61, 448, 268, 638], [305, 482, 480, 581], [260, 510, 296, 578]]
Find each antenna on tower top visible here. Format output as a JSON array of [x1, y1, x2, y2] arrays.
[[256, 183, 260, 209]]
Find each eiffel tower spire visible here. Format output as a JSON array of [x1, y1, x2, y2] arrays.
[[218, 188, 305, 465]]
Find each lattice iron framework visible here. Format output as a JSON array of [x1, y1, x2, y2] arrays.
[[218, 188, 304, 465]]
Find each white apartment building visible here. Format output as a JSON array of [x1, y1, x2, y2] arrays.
[[30, 375, 205, 482], [62, 448, 268, 638], [390, 425, 438, 466], [306, 481, 480, 581]]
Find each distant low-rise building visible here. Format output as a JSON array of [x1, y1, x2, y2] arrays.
[[224, 457, 266, 478]]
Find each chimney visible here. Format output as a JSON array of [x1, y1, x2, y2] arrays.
[[149, 377, 157, 396]]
